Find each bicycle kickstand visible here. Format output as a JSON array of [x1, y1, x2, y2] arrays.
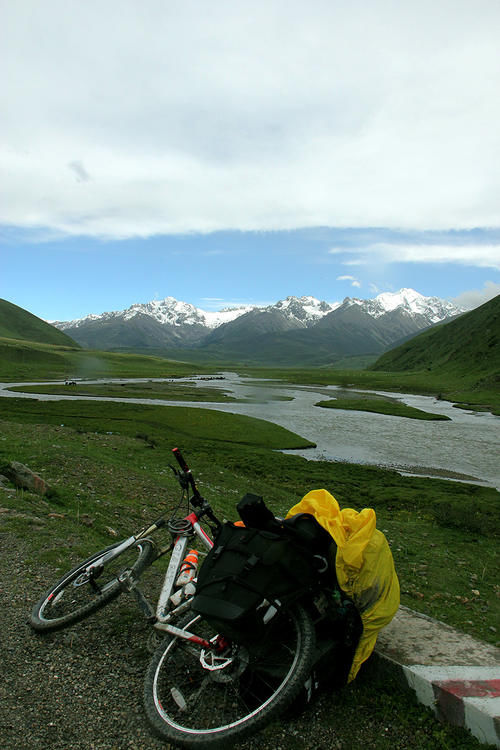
[[118, 570, 156, 622]]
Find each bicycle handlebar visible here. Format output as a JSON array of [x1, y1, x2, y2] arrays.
[[172, 447, 202, 502], [171, 447, 221, 531], [172, 447, 190, 474]]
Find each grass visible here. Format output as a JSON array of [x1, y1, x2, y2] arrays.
[[0, 298, 78, 347], [7, 380, 241, 403], [6, 379, 292, 404], [0, 396, 313, 453], [0, 336, 215, 382], [315, 395, 451, 420], [0, 396, 498, 647]]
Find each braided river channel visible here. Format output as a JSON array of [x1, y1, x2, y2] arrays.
[[1, 372, 499, 491]]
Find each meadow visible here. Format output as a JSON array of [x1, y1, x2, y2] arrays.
[[1, 395, 497, 647]]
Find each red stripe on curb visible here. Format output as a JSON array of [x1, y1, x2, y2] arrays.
[[435, 679, 500, 699]]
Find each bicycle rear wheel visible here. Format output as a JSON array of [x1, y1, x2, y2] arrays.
[[30, 538, 155, 632], [143, 604, 315, 748]]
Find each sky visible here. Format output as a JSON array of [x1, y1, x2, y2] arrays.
[[1, 0, 499, 322]]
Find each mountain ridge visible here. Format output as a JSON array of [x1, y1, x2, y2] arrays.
[[54, 288, 458, 331], [52, 289, 464, 366], [0, 299, 80, 349], [371, 294, 500, 387]]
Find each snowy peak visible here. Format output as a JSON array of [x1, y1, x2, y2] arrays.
[[55, 288, 462, 334], [269, 295, 340, 325], [200, 305, 257, 328], [57, 298, 257, 331], [346, 289, 463, 323], [123, 297, 205, 326]]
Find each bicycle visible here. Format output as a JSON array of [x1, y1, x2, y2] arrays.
[[30, 448, 221, 635], [30, 447, 361, 749]]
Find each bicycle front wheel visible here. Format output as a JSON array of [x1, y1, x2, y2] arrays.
[[143, 604, 315, 748], [30, 538, 156, 632]]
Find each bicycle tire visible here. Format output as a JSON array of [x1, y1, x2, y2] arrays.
[[30, 538, 156, 632], [143, 603, 315, 748]]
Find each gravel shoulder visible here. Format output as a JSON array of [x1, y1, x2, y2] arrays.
[[1, 532, 490, 750], [0, 532, 342, 750]]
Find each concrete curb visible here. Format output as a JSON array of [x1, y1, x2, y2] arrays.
[[374, 606, 500, 747]]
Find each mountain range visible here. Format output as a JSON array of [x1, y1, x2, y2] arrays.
[[53, 289, 464, 366]]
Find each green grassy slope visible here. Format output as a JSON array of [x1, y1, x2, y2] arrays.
[[0, 298, 80, 347], [0, 337, 213, 381], [370, 295, 500, 390]]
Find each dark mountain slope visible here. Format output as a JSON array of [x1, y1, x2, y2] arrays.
[[0, 299, 80, 348], [203, 308, 305, 347], [64, 313, 207, 351], [198, 302, 438, 365]]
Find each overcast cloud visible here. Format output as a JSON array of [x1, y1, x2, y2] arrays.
[[329, 242, 500, 270], [2, 0, 500, 259]]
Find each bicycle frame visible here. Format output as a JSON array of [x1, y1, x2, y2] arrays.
[[154, 511, 213, 626], [78, 447, 219, 650]]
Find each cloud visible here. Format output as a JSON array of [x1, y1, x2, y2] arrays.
[[68, 160, 91, 182], [1, 1, 500, 237], [337, 274, 361, 288], [452, 281, 500, 309], [330, 243, 500, 270]]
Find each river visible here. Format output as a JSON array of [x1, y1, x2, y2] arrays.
[[1, 373, 499, 491]]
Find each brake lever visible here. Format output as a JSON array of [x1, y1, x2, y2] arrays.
[[169, 464, 190, 491]]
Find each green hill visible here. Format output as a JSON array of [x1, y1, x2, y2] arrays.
[[0, 336, 211, 381], [0, 299, 80, 348], [370, 295, 500, 393]]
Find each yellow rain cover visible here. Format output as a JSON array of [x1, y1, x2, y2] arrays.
[[287, 489, 400, 682]]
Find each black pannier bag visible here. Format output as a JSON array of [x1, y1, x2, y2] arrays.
[[190, 494, 336, 641]]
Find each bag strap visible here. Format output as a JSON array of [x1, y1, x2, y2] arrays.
[[194, 572, 306, 610]]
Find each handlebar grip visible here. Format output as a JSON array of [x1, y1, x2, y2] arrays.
[[172, 447, 190, 474]]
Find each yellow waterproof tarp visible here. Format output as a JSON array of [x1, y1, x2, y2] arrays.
[[287, 489, 400, 681]]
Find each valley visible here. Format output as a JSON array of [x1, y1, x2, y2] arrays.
[[52, 288, 464, 366]]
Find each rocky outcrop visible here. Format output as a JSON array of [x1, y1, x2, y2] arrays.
[[0, 461, 52, 496]]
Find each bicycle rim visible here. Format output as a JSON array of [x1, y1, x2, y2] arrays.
[[33, 539, 154, 629], [144, 605, 315, 747]]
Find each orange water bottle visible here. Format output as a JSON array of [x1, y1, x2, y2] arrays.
[[176, 549, 199, 586]]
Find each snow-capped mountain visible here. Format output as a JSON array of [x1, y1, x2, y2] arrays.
[[55, 297, 255, 331], [348, 288, 460, 323], [270, 296, 341, 325], [56, 289, 460, 332], [55, 295, 339, 332], [54, 290, 464, 365]]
